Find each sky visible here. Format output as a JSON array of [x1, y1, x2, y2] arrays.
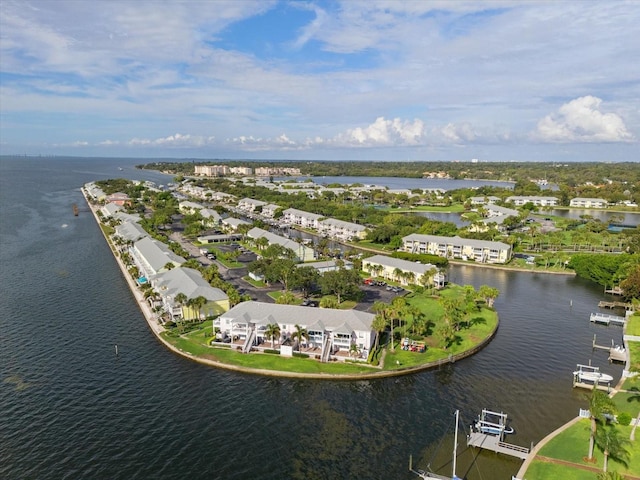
[[1, 0, 639, 162]]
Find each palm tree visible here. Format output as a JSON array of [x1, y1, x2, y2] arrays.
[[393, 267, 403, 283], [188, 295, 208, 322], [349, 343, 361, 359], [595, 425, 631, 473], [264, 323, 281, 349], [587, 390, 617, 461], [292, 324, 308, 352], [597, 471, 625, 480], [174, 292, 188, 319], [371, 313, 387, 351]]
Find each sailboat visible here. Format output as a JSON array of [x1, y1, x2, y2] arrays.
[[410, 410, 463, 480]]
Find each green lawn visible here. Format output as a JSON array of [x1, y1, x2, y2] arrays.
[[626, 313, 640, 336], [524, 419, 640, 480], [381, 287, 498, 371], [161, 328, 377, 375], [160, 284, 498, 376]]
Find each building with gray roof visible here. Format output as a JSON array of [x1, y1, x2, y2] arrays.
[[131, 237, 186, 277], [402, 234, 511, 264], [362, 254, 444, 287], [217, 301, 375, 354], [247, 227, 315, 261], [114, 221, 148, 244], [151, 267, 229, 321]]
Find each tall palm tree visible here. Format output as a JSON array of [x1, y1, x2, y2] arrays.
[[371, 313, 387, 351], [597, 471, 625, 480], [587, 390, 617, 461], [264, 323, 281, 349], [393, 268, 403, 284], [292, 324, 308, 352], [174, 292, 188, 319], [595, 425, 631, 473]]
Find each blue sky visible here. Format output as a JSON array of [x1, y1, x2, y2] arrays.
[[1, 0, 638, 161]]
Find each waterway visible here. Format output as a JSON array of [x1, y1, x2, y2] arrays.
[[0, 156, 627, 480], [281, 175, 514, 191]]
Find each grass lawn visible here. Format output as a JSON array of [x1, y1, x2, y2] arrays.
[[243, 276, 267, 288], [524, 419, 640, 480], [626, 313, 640, 337], [628, 342, 640, 373], [612, 390, 640, 417], [381, 287, 498, 371], [161, 326, 377, 375]]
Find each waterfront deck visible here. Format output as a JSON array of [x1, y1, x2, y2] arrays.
[[467, 431, 530, 460], [598, 300, 632, 309], [590, 312, 626, 325]]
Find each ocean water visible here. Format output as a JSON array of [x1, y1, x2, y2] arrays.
[[0, 156, 624, 479]]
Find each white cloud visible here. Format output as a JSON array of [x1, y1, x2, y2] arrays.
[[332, 117, 425, 146], [533, 96, 634, 143], [127, 133, 215, 147]]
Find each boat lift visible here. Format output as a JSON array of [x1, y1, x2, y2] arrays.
[[467, 409, 530, 461]]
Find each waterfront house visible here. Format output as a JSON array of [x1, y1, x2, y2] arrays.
[[151, 267, 229, 321], [221, 217, 251, 232], [506, 195, 558, 207], [402, 234, 512, 264], [247, 227, 315, 261], [131, 237, 186, 278], [469, 196, 501, 205], [238, 198, 267, 212], [317, 218, 368, 241], [282, 208, 324, 229], [362, 255, 445, 288], [261, 203, 282, 218], [114, 220, 148, 244], [216, 301, 375, 355], [569, 197, 608, 208], [84, 182, 107, 202], [107, 192, 131, 206], [101, 202, 122, 218]]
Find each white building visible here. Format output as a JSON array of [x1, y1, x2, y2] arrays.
[[130, 237, 186, 278], [570, 197, 608, 208], [282, 208, 324, 229], [506, 196, 558, 207], [402, 234, 512, 264], [238, 198, 268, 212], [247, 227, 315, 262], [216, 301, 376, 356], [317, 218, 368, 241], [362, 255, 445, 288]]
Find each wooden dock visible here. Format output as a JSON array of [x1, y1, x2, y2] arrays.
[[590, 312, 626, 326], [467, 431, 530, 460], [598, 300, 632, 310], [592, 335, 626, 363]]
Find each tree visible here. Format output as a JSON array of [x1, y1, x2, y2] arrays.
[[264, 323, 281, 349], [292, 324, 308, 351], [276, 291, 296, 305], [597, 472, 625, 480], [163, 262, 175, 271], [291, 266, 320, 298], [620, 263, 640, 301], [349, 343, 361, 359], [595, 425, 630, 473], [371, 312, 388, 351], [256, 236, 269, 251], [586, 390, 617, 461], [478, 285, 500, 308], [174, 292, 188, 319], [274, 259, 299, 291], [319, 268, 361, 304], [187, 295, 207, 321]]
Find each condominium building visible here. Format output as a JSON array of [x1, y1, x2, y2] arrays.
[[402, 234, 512, 264]]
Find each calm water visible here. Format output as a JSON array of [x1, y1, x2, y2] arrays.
[[281, 175, 514, 191], [0, 156, 625, 480]]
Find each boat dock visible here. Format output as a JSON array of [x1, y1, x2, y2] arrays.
[[467, 409, 530, 461], [467, 431, 530, 460], [592, 335, 627, 363], [598, 300, 632, 310], [572, 364, 613, 392], [590, 312, 626, 326]]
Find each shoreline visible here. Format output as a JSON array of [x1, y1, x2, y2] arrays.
[[83, 187, 498, 380]]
